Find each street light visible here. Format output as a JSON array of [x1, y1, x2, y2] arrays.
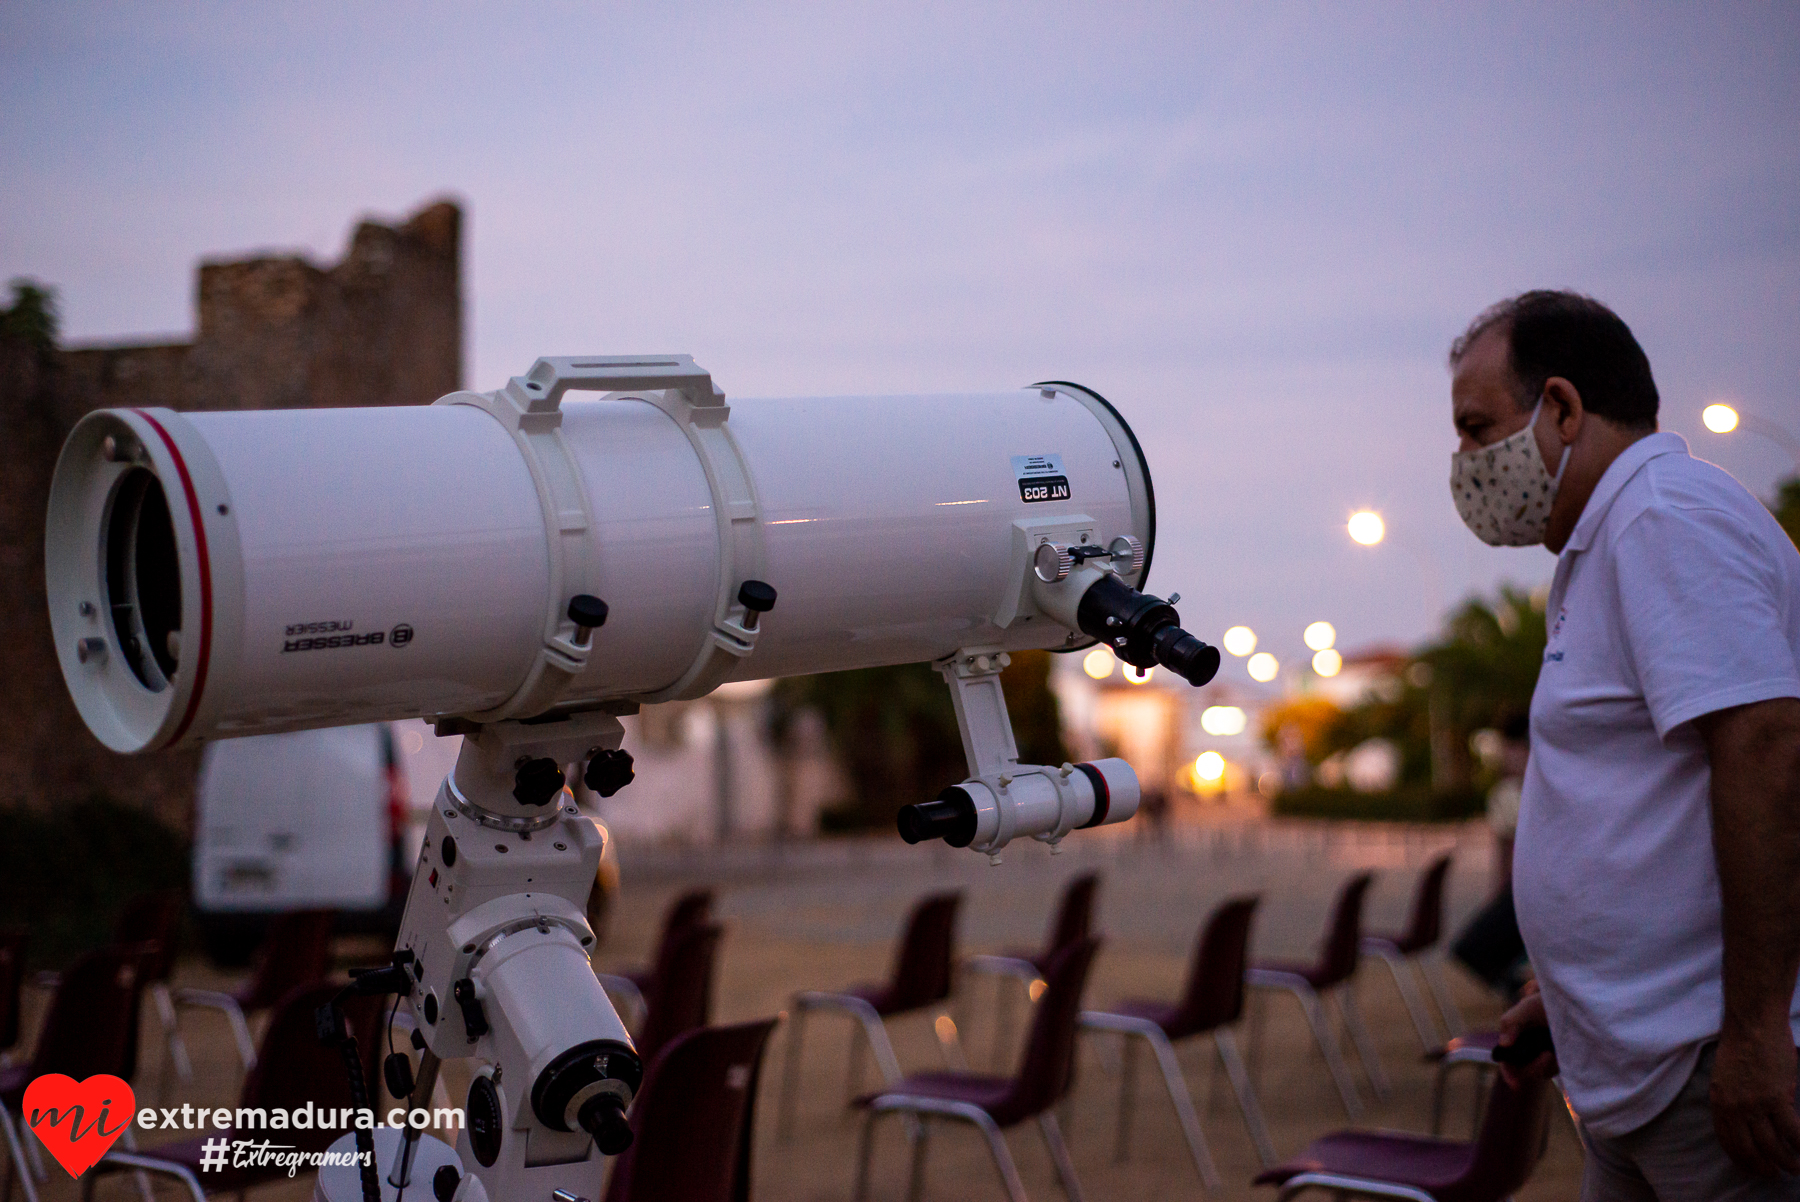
[[1247, 652, 1279, 683], [1082, 646, 1115, 680], [1195, 751, 1226, 782], [1303, 621, 1336, 651], [1223, 626, 1257, 656], [1201, 705, 1247, 735], [1312, 648, 1343, 677], [1348, 510, 1385, 546], [1701, 402, 1800, 472]]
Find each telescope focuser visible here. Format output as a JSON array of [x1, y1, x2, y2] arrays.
[[1075, 573, 1220, 686]]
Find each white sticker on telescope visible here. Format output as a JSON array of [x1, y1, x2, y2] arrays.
[[1012, 454, 1070, 504]]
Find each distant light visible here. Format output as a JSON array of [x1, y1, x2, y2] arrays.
[[1247, 652, 1279, 683], [1313, 648, 1343, 677], [1195, 751, 1226, 782], [1201, 705, 1247, 736], [1082, 647, 1115, 680], [1125, 665, 1156, 685], [1304, 621, 1337, 651], [1703, 403, 1740, 434], [1223, 625, 1258, 657], [1348, 510, 1385, 546]]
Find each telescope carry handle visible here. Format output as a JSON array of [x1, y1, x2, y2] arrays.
[[508, 356, 725, 412]]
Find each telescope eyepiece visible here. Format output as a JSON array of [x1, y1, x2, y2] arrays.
[[577, 1093, 634, 1156], [1074, 573, 1218, 686], [896, 788, 978, 847]]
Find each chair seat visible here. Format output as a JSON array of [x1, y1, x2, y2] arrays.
[[1365, 931, 1432, 957], [1103, 998, 1184, 1034], [1253, 1129, 1476, 1193], [1249, 959, 1337, 990], [866, 1070, 1014, 1111]]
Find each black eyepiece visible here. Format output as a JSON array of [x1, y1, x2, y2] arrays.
[[1073, 573, 1218, 686], [896, 788, 978, 847], [578, 1093, 634, 1156]]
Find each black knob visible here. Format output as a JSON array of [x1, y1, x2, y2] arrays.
[[513, 757, 565, 807], [432, 1164, 461, 1202], [384, 1052, 416, 1103], [578, 1092, 635, 1156], [896, 788, 978, 848], [737, 580, 777, 613], [567, 594, 610, 629], [584, 748, 636, 798]]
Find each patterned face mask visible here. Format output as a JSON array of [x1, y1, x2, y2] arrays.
[[1450, 399, 1571, 546]]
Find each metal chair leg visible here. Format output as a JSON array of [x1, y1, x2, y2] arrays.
[[906, 1118, 930, 1202], [854, 1108, 880, 1202], [1420, 955, 1465, 1037], [778, 1005, 808, 1140], [1372, 949, 1440, 1051], [115, 1128, 155, 1202], [851, 1004, 904, 1085], [1039, 1111, 1086, 1202], [1114, 1031, 1138, 1162], [1334, 986, 1390, 1099], [0, 1107, 40, 1202], [1143, 1029, 1221, 1190], [1214, 1027, 1277, 1168], [969, 1109, 1030, 1202], [1295, 988, 1362, 1118]]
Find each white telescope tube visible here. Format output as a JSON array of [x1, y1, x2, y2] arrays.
[[44, 360, 1156, 753]]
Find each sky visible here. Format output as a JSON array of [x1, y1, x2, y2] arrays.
[[4, 2, 1797, 680]]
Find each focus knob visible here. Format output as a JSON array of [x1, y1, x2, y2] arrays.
[[1033, 542, 1073, 583], [1108, 535, 1145, 576]]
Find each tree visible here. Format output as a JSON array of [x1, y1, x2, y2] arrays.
[[1772, 476, 1800, 550], [1, 279, 58, 356]]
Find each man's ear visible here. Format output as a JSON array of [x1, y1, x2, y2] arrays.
[[1542, 376, 1585, 446]]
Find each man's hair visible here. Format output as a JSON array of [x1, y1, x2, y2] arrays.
[[1449, 290, 1659, 431]]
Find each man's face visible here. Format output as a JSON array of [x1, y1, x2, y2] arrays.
[[1451, 326, 1534, 453]]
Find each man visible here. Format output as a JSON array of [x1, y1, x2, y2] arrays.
[[1445, 290, 1800, 1198]]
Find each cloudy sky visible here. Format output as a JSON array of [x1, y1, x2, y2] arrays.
[[5, 3, 1796, 677]]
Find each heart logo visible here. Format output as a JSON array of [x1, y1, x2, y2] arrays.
[[23, 1074, 135, 1179]]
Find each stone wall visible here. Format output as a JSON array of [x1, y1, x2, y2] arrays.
[[0, 199, 462, 831]]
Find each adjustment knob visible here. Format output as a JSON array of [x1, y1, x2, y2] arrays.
[[578, 1093, 634, 1156], [513, 757, 566, 807], [584, 748, 636, 798], [737, 580, 777, 630], [1033, 542, 1073, 583], [1108, 535, 1146, 576]]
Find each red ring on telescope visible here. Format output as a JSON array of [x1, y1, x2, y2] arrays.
[[132, 409, 212, 744]]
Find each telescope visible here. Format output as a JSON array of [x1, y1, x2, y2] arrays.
[[44, 356, 1218, 1200]]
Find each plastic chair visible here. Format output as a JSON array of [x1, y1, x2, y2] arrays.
[[173, 908, 336, 1073], [963, 874, 1099, 1067], [1426, 1032, 1500, 1138], [853, 938, 1101, 1202], [1079, 895, 1275, 1184], [0, 945, 148, 1202], [598, 888, 714, 1030], [1361, 856, 1463, 1049], [1246, 872, 1386, 1118], [778, 891, 963, 1138], [1253, 1069, 1554, 1201], [84, 982, 385, 1202], [633, 922, 725, 1069], [603, 1018, 779, 1202], [113, 891, 195, 1091]]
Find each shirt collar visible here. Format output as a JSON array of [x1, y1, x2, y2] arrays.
[[1564, 430, 1688, 553]]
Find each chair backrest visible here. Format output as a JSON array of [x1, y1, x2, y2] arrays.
[[883, 892, 961, 1012], [240, 910, 338, 1010], [660, 889, 715, 944], [603, 1018, 778, 1202], [113, 890, 184, 984], [1313, 872, 1375, 989], [0, 927, 27, 1053], [242, 982, 385, 1154], [636, 923, 724, 1067], [1443, 1071, 1554, 1202], [1170, 896, 1260, 1035], [1043, 873, 1100, 958], [991, 937, 1100, 1127], [28, 945, 142, 1083], [1396, 855, 1452, 955]]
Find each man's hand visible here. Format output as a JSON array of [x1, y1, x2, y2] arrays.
[[1496, 984, 1558, 1086], [1698, 697, 1800, 1178]]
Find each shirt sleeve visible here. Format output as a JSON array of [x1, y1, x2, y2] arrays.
[[1613, 501, 1800, 740]]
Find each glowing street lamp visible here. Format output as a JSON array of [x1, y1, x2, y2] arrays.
[[1312, 648, 1343, 677], [1195, 751, 1226, 782], [1222, 626, 1257, 656], [1247, 652, 1279, 683], [1201, 705, 1247, 736], [1303, 621, 1336, 651], [1082, 647, 1115, 680], [1347, 510, 1385, 546], [1703, 403, 1739, 434], [1701, 402, 1800, 471]]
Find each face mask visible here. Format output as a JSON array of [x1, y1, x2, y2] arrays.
[[1450, 399, 1571, 546]]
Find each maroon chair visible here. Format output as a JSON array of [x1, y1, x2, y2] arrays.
[[114, 891, 195, 1089], [962, 873, 1099, 1066], [84, 982, 385, 1202], [0, 930, 26, 1064], [1361, 855, 1464, 1049], [1426, 1031, 1501, 1138], [853, 938, 1100, 1202], [1247, 872, 1385, 1118], [173, 909, 337, 1072], [0, 946, 146, 1202], [602, 1018, 779, 1202], [633, 922, 725, 1069], [1253, 1068, 1554, 1201], [1079, 896, 1275, 1183], [777, 892, 962, 1138], [597, 888, 715, 1029]]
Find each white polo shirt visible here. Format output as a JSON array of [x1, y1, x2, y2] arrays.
[[1514, 431, 1800, 1138]]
